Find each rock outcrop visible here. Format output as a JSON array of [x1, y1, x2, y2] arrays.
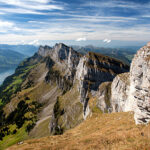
[[111, 73, 130, 112], [97, 42, 150, 124], [96, 82, 112, 113], [94, 73, 130, 114], [76, 52, 129, 118], [130, 42, 150, 124], [39, 43, 81, 85]]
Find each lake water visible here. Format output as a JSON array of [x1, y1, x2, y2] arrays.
[[0, 69, 15, 85]]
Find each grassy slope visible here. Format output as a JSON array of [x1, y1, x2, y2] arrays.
[[0, 81, 54, 150], [0, 124, 28, 150], [0, 56, 46, 149], [0, 56, 37, 108], [51, 82, 83, 135], [7, 112, 150, 150]]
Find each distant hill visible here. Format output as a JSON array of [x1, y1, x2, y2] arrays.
[[0, 49, 26, 72], [72, 45, 137, 65], [0, 45, 38, 56]]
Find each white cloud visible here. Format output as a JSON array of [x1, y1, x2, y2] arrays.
[[0, 20, 17, 33], [76, 37, 87, 42], [0, 20, 14, 28], [27, 0, 52, 4], [83, 0, 150, 9], [0, 0, 64, 11], [103, 39, 111, 43], [0, 0, 64, 15], [0, 0, 150, 44], [28, 40, 40, 45], [0, 8, 47, 15]]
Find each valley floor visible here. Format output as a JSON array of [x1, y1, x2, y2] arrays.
[[7, 112, 150, 150]]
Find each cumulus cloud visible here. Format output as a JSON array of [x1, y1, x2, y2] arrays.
[[103, 38, 111, 43], [76, 37, 87, 42]]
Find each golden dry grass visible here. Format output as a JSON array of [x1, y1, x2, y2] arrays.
[[7, 112, 150, 150]]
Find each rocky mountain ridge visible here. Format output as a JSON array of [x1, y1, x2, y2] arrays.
[[37, 43, 129, 133], [0, 43, 129, 139], [0, 42, 149, 149]]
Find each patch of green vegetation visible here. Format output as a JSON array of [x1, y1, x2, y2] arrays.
[[101, 82, 112, 110], [51, 83, 83, 135], [30, 117, 50, 139], [0, 54, 45, 149], [52, 97, 64, 135], [92, 106, 103, 114], [0, 99, 3, 106], [0, 123, 29, 150], [0, 97, 42, 142], [0, 58, 37, 107]]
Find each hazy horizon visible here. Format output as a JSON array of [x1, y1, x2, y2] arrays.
[[0, 40, 147, 48]]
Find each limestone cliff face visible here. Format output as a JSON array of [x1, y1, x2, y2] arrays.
[[76, 52, 129, 118], [38, 43, 81, 71], [38, 43, 81, 85], [130, 43, 150, 124], [95, 73, 130, 114], [111, 73, 130, 112], [52, 43, 81, 69], [99, 42, 150, 124], [96, 82, 112, 113]]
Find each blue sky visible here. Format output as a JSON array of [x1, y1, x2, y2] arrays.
[[0, 0, 150, 46]]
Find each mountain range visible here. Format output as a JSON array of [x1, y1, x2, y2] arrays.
[[0, 49, 26, 73], [0, 43, 149, 150], [73, 45, 137, 65], [0, 45, 38, 56]]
